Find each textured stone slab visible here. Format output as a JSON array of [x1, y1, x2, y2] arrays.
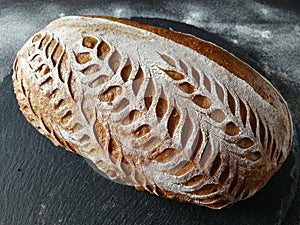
[[0, 1, 299, 224]]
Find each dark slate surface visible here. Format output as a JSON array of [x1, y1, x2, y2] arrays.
[[0, 1, 300, 225]]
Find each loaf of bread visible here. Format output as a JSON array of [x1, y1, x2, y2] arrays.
[[13, 16, 293, 209]]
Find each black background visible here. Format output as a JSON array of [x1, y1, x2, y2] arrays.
[[0, 1, 300, 224]]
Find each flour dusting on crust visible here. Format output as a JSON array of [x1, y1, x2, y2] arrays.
[[13, 16, 292, 209]]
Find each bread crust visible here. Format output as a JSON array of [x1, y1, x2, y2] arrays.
[[13, 16, 293, 209], [85, 16, 289, 114]]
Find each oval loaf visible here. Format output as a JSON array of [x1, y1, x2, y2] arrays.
[[13, 16, 293, 209]]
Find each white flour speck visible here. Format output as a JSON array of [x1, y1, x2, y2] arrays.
[[231, 39, 238, 44], [182, 5, 209, 26], [295, 24, 300, 36], [38, 203, 46, 215], [260, 30, 271, 39], [114, 8, 123, 17], [234, 25, 272, 39], [261, 8, 269, 16]]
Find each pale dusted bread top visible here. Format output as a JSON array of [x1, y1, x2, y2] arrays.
[[13, 16, 292, 209]]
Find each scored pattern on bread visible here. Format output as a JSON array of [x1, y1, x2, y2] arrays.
[[14, 32, 152, 187], [13, 16, 292, 209]]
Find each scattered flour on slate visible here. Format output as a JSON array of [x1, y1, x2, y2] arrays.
[[0, 1, 299, 223]]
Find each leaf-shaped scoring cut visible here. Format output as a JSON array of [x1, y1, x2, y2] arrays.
[[83, 36, 98, 49], [227, 90, 236, 115], [133, 124, 151, 138], [191, 67, 200, 86], [75, 52, 92, 64], [61, 111, 73, 124], [51, 45, 64, 66], [249, 107, 257, 137], [99, 86, 122, 103], [108, 50, 121, 73], [29, 55, 42, 72], [210, 109, 226, 123], [259, 119, 266, 147], [108, 137, 122, 163], [156, 97, 168, 119], [121, 110, 143, 125], [225, 122, 240, 136], [159, 53, 177, 67], [45, 38, 57, 58], [121, 59, 132, 82], [199, 141, 213, 168], [179, 82, 196, 94], [97, 40, 111, 60], [215, 81, 224, 103], [36, 64, 50, 77], [132, 66, 144, 96], [163, 70, 185, 80], [203, 73, 211, 92], [236, 138, 254, 149], [168, 161, 195, 176], [89, 75, 111, 88], [180, 111, 193, 148], [113, 98, 130, 112], [239, 98, 247, 127], [93, 119, 107, 147], [151, 148, 176, 162], [191, 130, 203, 158], [270, 139, 277, 161], [167, 107, 180, 137], [219, 165, 230, 184], [58, 52, 69, 82], [277, 151, 284, 165], [144, 78, 155, 110], [192, 95, 212, 109], [120, 156, 134, 176], [67, 71, 76, 100], [32, 33, 42, 43], [182, 174, 206, 186], [189, 183, 221, 196], [246, 151, 261, 161], [179, 60, 189, 74], [81, 64, 101, 76], [38, 34, 51, 50], [144, 97, 153, 111]]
